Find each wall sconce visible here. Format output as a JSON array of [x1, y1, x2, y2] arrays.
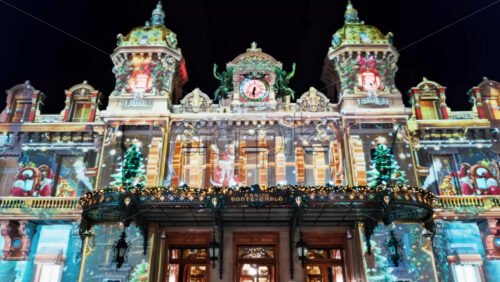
[[113, 230, 129, 268], [296, 232, 308, 267]]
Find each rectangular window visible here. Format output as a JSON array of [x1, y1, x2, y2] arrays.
[[430, 154, 459, 195], [453, 264, 482, 282], [244, 149, 267, 186], [304, 146, 330, 185], [10, 101, 31, 122], [71, 102, 92, 122], [181, 147, 205, 187], [37, 264, 62, 282]]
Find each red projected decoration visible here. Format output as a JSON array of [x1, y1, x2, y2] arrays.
[[128, 56, 153, 92], [358, 70, 381, 91]]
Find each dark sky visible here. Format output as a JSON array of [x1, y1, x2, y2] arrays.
[[1, 0, 499, 113]]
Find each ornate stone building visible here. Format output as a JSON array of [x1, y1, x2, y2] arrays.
[[0, 1, 499, 281]]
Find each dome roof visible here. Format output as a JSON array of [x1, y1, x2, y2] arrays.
[[330, 1, 393, 49], [117, 1, 178, 49], [228, 42, 282, 70]]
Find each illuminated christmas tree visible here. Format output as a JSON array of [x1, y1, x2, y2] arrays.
[[439, 175, 456, 195], [129, 259, 149, 282], [367, 143, 408, 188], [110, 144, 146, 189], [365, 241, 396, 281]]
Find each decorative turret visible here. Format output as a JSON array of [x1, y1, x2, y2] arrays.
[[103, 1, 187, 119], [321, 0, 403, 115]]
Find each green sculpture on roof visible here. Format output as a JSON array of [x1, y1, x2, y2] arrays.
[[213, 64, 234, 102], [274, 63, 296, 99]]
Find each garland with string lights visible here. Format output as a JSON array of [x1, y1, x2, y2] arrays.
[[80, 184, 435, 208]]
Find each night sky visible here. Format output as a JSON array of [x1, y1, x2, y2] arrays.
[[1, 0, 499, 113]]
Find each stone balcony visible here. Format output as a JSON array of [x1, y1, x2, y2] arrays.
[[0, 196, 81, 221], [434, 195, 500, 218]]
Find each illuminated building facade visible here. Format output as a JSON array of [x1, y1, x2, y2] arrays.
[[0, 1, 499, 281]]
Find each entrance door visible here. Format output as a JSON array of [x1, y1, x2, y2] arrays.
[[234, 232, 279, 282], [306, 264, 344, 282], [239, 263, 275, 282], [163, 232, 211, 282], [303, 232, 349, 282], [167, 249, 209, 282]]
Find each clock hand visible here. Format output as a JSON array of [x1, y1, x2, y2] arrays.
[[252, 86, 256, 97]]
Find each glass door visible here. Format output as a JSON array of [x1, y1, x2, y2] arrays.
[[167, 248, 209, 282], [237, 247, 276, 282], [305, 248, 345, 282]]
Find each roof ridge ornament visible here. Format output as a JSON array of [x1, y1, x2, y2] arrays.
[[151, 1, 165, 26], [345, 0, 363, 25], [247, 41, 262, 52]]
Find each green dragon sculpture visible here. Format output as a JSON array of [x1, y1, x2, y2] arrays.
[[274, 63, 296, 99], [213, 64, 234, 102]]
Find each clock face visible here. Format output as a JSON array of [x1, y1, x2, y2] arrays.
[[240, 78, 269, 102]]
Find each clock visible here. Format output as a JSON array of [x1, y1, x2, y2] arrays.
[[239, 78, 269, 102]]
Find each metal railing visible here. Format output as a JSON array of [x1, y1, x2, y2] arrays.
[[435, 195, 500, 209], [0, 197, 81, 210]]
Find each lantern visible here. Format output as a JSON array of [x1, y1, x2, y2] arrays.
[[208, 230, 220, 268], [114, 231, 129, 268], [385, 230, 401, 267], [296, 232, 308, 267]]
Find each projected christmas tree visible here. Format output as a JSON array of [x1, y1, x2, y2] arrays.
[[110, 143, 146, 189], [130, 259, 149, 282], [367, 143, 408, 188]]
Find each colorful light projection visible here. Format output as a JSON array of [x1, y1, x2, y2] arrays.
[[358, 70, 381, 91], [128, 56, 153, 93]]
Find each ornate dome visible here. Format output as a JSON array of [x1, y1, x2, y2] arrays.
[[330, 1, 393, 49], [117, 1, 178, 49]]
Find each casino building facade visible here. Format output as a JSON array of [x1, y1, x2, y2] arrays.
[[1, 1, 500, 281]]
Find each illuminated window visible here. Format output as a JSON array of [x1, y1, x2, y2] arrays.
[[70, 102, 92, 122], [37, 264, 62, 282], [181, 147, 205, 187], [306, 248, 345, 282], [453, 264, 482, 282], [245, 149, 267, 186], [10, 101, 31, 122], [167, 248, 208, 282], [304, 146, 330, 185]]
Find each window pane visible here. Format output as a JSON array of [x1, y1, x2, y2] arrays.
[[238, 247, 275, 259], [72, 103, 91, 122], [307, 248, 342, 260], [11, 102, 30, 122], [169, 248, 207, 260]]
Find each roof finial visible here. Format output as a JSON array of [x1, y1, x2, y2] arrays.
[[151, 1, 165, 26], [345, 0, 360, 24], [247, 41, 262, 52]]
